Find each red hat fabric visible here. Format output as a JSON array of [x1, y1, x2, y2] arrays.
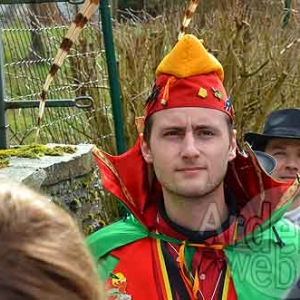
[[145, 73, 232, 119], [144, 34, 234, 120]]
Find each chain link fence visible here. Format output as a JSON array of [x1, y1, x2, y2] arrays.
[[0, 2, 116, 153]]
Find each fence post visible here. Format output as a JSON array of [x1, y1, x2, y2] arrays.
[[100, 0, 126, 154], [0, 29, 8, 149]]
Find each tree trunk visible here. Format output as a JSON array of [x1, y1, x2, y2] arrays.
[[111, 0, 118, 19], [28, 4, 44, 58], [27, 3, 67, 59]]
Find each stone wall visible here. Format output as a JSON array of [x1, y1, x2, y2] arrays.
[[0, 144, 119, 234]]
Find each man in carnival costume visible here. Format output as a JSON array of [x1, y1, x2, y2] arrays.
[[88, 35, 300, 300], [245, 109, 300, 225]]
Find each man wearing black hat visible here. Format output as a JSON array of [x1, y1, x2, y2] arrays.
[[244, 108, 300, 225]]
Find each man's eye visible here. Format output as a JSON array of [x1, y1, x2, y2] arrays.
[[197, 130, 214, 136], [273, 151, 285, 157], [203, 131, 214, 136], [164, 131, 179, 137]]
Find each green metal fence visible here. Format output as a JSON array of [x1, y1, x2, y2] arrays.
[[0, 0, 126, 153]]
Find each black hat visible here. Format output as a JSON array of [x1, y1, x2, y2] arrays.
[[244, 108, 300, 151]]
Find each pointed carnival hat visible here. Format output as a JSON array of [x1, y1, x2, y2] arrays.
[[143, 34, 234, 120]]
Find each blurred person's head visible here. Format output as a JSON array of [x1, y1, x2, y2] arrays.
[[244, 109, 300, 181], [0, 179, 103, 300]]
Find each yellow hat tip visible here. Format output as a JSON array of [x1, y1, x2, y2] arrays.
[[156, 34, 224, 81]]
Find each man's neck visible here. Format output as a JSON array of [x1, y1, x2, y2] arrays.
[[162, 184, 229, 232]]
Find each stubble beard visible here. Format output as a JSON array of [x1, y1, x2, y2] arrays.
[[162, 171, 226, 201]]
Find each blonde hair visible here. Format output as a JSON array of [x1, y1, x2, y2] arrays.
[[0, 179, 103, 300]]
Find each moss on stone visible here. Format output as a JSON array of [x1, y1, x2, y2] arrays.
[[0, 158, 9, 169], [69, 198, 82, 213], [0, 144, 76, 169]]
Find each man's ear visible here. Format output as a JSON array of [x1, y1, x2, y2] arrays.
[[228, 129, 237, 161], [140, 140, 153, 163]]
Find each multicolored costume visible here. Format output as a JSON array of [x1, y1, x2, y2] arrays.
[[87, 35, 300, 300]]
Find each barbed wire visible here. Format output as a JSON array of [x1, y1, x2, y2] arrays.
[[2, 25, 69, 32], [4, 50, 104, 67]]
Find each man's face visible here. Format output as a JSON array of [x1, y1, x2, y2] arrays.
[[265, 138, 300, 181], [141, 107, 237, 199]]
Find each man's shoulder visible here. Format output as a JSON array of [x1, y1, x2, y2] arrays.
[[87, 215, 149, 261]]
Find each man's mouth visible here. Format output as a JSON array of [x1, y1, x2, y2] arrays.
[[176, 167, 205, 173]]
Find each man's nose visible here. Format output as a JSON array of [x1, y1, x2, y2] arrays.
[[181, 132, 200, 159], [284, 157, 300, 173]]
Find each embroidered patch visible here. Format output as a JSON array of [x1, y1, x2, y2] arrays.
[[224, 96, 232, 111], [145, 84, 161, 107], [198, 87, 208, 98], [107, 272, 132, 300], [211, 87, 223, 100]]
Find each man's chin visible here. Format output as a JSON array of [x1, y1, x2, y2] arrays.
[[174, 185, 219, 199]]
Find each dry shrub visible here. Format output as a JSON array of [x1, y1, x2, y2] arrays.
[[113, 12, 170, 147]]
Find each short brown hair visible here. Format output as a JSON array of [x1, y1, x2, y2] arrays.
[[0, 179, 103, 300]]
